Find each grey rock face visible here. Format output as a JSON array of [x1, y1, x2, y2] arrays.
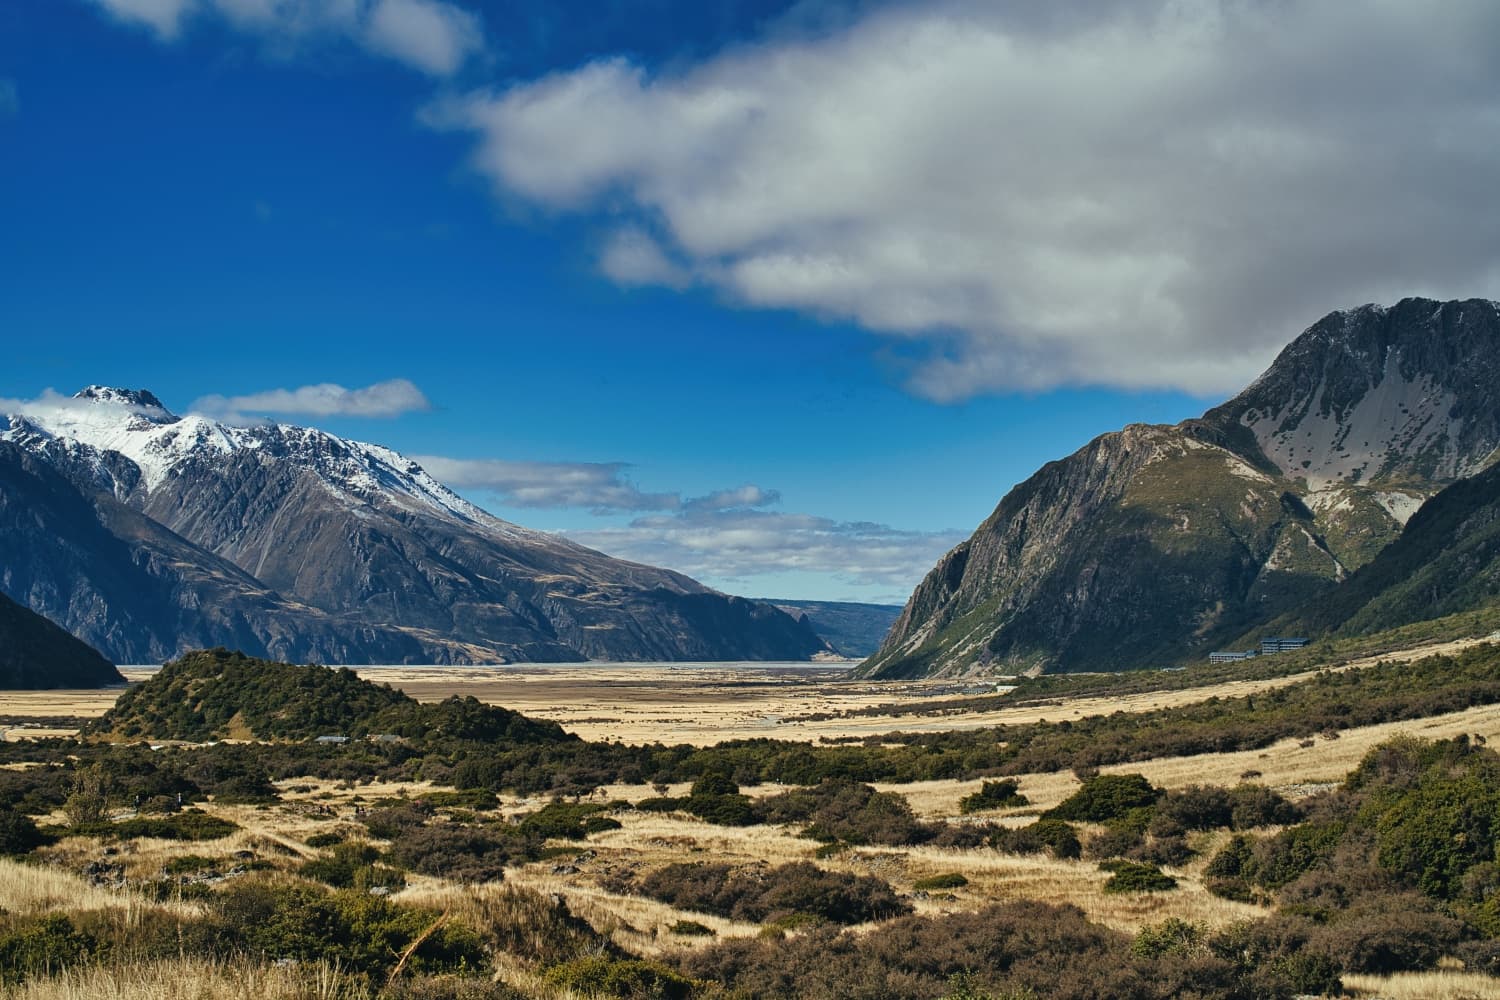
[[0, 394, 826, 665], [864, 298, 1500, 678]]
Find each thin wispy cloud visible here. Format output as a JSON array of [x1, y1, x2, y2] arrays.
[[567, 507, 965, 597], [420, 451, 959, 595], [429, 0, 1500, 400], [191, 379, 432, 421], [0, 80, 18, 118], [415, 454, 782, 516], [413, 456, 681, 513], [86, 0, 484, 75]]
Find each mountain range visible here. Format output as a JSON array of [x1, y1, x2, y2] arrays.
[[862, 298, 1500, 678], [0, 389, 827, 666]]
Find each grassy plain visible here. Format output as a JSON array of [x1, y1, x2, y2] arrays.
[[5, 634, 1500, 997]]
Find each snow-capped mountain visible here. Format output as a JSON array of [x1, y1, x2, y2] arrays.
[[0, 389, 827, 665]]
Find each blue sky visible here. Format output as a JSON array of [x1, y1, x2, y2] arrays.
[[3, 1, 1497, 604]]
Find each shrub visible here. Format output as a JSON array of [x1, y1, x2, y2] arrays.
[[991, 819, 1081, 860], [638, 861, 910, 925], [913, 872, 969, 891], [668, 919, 716, 936], [305, 830, 345, 848], [67, 809, 238, 842], [1228, 784, 1301, 829], [0, 914, 101, 985], [1131, 918, 1202, 959], [760, 779, 928, 846], [1045, 774, 1159, 823], [1151, 785, 1232, 832], [0, 807, 47, 856], [215, 879, 485, 977], [300, 842, 406, 891], [387, 823, 527, 883], [519, 801, 623, 841], [362, 803, 432, 840], [544, 956, 694, 1000], [1099, 861, 1177, 893], [959, 779, 1028, 814]]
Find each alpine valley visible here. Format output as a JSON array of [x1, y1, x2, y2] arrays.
[[863, 297, 1500, 678], [0, 389, 828, 666]]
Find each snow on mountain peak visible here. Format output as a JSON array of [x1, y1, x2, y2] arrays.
[[4, 387, 517, 533], [72, 386, 178, 421]]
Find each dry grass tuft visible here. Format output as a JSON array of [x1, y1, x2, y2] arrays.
[[1343, 969, 1500, 999], [0, 957, 360, 1000], [0, 857, 200, 920]]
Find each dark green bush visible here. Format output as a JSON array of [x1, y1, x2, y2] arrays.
[[668, 919, 716, 936], [760, 779, 929, 846], [637, 861, 910, 925], [66, 809, 238, 842], [913, 872, 969, 891], [543, 956, 694, 1000], [0, 807, 47, 856], [386, 823, 527, 883], [959, 779, 1027, 814], [991, 819, 1081, 860], [0, 914, 101, 985], [215, 879, 484, 977], [519, 801, 623, 841], [1046, 773, 1159, 823], [1099, 861, 1177, 893], [300, 842, 406, 891]]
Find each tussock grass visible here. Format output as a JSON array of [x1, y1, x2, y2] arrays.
[[0, 857, 199, 919], [0, 957, 360, 1000], [1343, 969, 1500, 998]]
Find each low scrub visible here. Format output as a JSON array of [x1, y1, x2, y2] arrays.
[[958, 779, 1028, 814], [637, 861, 910, 925]]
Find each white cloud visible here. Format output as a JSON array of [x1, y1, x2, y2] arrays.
[[599, 227, 691, 290], [567, 507, 965, 594], [413, 456, 681, 513], [363, 0, 482, 77], [429, 0, 1500, 399], [89, 0, 192, 38], [190, 378, 432, 420], [86, 0, 483, 75], [415, 453, 784, 516]]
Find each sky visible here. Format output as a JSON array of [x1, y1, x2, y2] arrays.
[[2, 1, 1497, 605]]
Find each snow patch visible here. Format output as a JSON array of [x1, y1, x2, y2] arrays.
[[1374, 491, 1425, 526], [1243, 354, 1466, 488]]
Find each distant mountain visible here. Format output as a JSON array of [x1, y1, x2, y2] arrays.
[[862, 298, 1500, 678], [764, 600, 904, 658], [0, 590, 122, 689], [0, 388, 828, 665]]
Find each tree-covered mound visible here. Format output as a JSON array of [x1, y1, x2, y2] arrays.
[[0, 592, 123, 690], [91, 648, 573, 744]]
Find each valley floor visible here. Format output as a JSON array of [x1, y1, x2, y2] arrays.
[[5, 633, 1500, 998]]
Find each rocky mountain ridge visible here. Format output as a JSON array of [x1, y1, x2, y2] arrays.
[[0, 590, 123, 689], [862, 298, 1500, 678], [0, 390, 827, 665]]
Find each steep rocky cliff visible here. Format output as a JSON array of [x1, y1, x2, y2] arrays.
[[863, 298, 1500, 677]]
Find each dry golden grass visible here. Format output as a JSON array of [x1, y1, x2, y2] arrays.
[[1343, 969, 1500, 998], [0, 857, 200, 920], [0, 957, 361, 1000]]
